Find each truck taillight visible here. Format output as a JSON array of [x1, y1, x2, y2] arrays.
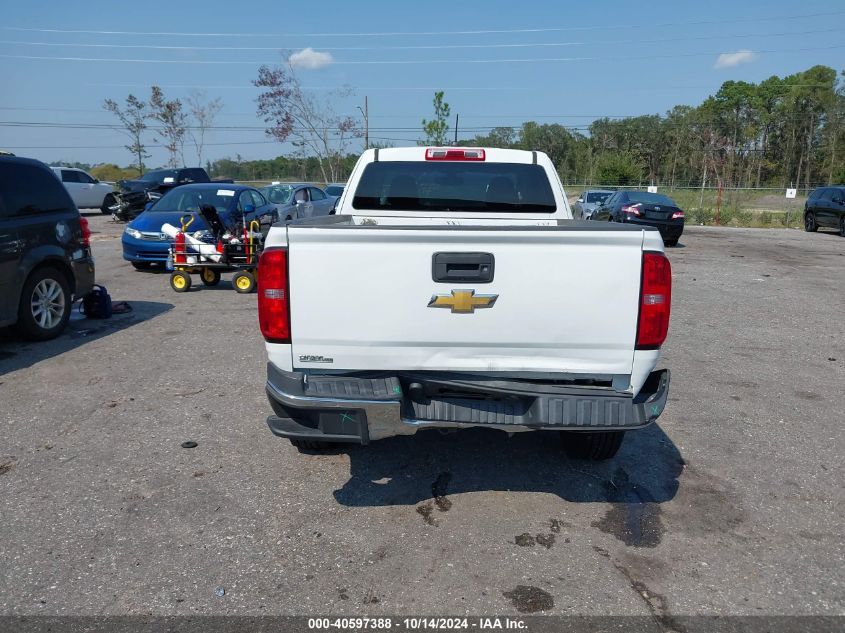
[[258, 248, 290, 343], [425, 148, 485, 161], [636, 252, 671, 349], [79, 216, 91, 248]]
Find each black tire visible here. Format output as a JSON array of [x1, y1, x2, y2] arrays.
[[290, 438, 333, 451], [15, 267, 72, 341], [200, 267, 221, 286], [839, 216, 845, 237], [101, 193, 117, 215], [804, 211, 818, 232], [561, 431, 625, 461], [232, 270, 256, 294], [131, 261, 154, 270], [664, 237, 679, 247], [169, 271, 192, 293]]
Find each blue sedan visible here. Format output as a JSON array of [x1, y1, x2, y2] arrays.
[[122, 183, 275, 268]]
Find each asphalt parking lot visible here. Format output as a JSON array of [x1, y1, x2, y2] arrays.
[[0, 215, 842, 618]]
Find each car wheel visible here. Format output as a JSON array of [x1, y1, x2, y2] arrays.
[[232, 270, 256, 294], [131, 262, 154, 271], [561, 430, 625, 461], [289, 438, 333, 451], [200, 267, 221, 286], [804, 211, 818, 232], [169, 271, 192, 293], [101, 193, 117, 215], [15, 267, 72, 341]]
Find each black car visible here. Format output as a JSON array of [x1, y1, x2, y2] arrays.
[[114, 167, 232, 222], [0, 156, 95, 340], [593, 190, 685, 246], [804, 185, 845, 236]]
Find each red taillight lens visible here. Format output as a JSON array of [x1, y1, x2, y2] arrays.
[[425, 148, 485, 161], [79, 216, 91, 248], [636, 252, 672, 349], [671, 211, 685, 220], [258, 248, 290, 343], [621, 204, 642, 216]]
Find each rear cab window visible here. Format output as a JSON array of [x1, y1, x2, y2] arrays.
[[352, 161, 557, 213]]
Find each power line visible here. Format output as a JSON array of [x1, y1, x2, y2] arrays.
[[2, 10, 841, 38], [1, 44, 842, 66], [0, 27, 836, 51]]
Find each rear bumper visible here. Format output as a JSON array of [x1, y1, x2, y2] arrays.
[[265, 365, 670, 444], [71, 255, 96, 299], [627, 217, 684, 239]]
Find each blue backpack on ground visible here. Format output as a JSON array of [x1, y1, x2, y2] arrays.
[[82, 285, 113, 319]]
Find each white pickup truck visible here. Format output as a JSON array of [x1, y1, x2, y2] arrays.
[[257, 147, 671, 460]]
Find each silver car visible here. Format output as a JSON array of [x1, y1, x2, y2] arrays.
[[259, 183, 335, 222], [51, 167, 117, 214], [573, 189, 614, 220]]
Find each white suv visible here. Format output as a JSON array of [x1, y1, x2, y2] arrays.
[[51, 167, 116, 214]]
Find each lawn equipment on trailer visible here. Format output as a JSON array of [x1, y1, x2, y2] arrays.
[[164, 204, 264, 293]]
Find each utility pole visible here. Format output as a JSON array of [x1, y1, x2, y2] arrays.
[[454, 113, 459, 145], [357, 96, 369, 150]]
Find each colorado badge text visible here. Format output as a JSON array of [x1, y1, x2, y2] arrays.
[[428, 289, 498, 314]]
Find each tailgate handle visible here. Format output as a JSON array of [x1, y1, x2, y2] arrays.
[[432, 252, 495, 283]]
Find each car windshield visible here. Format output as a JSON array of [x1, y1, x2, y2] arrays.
[[352, 162, 556, 213], [626, 192, 677, 206], [148, 187, 235, 215], [325, 185, 344, 196], [139, 169, 178, 184], [585, 192, 611, 203], [260, 185, 296, 205]]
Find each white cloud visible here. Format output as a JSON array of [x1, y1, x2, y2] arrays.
[[714, 49, 757, 69], [288, 48, 333, 70]]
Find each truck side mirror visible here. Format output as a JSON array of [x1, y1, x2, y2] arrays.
[[243, 203, 256, 214], [577, 198, 584, 203], [331, 197, 339, 214]]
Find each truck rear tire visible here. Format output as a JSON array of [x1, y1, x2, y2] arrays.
[[289, 438, 333, 451], [561, 430, 624, 461]]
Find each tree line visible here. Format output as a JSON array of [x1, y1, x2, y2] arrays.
[[459, 65, 844, 189], [97, 62, 843, 190]]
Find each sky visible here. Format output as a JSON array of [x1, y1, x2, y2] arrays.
[[1, 0, 843, 168]]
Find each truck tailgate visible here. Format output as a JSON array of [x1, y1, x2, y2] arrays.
[[287, 225, 644, 376]]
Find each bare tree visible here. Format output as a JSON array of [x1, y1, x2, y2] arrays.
[[253, 58, 359, 183], [186, 90, 223, 167], [150, 86, 188, 168], [103, 95, 149, 175]]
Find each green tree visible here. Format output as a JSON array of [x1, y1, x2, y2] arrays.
[[150, 86, 188, 168], [593, 151, 644, 186], [421, 91, 451, 146], [103, 94, 149, 175]]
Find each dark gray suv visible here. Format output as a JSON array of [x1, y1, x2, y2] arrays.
[[0, 156, 95, 340]]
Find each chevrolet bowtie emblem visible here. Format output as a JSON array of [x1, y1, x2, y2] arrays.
[[428, 289, 498, 314]]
